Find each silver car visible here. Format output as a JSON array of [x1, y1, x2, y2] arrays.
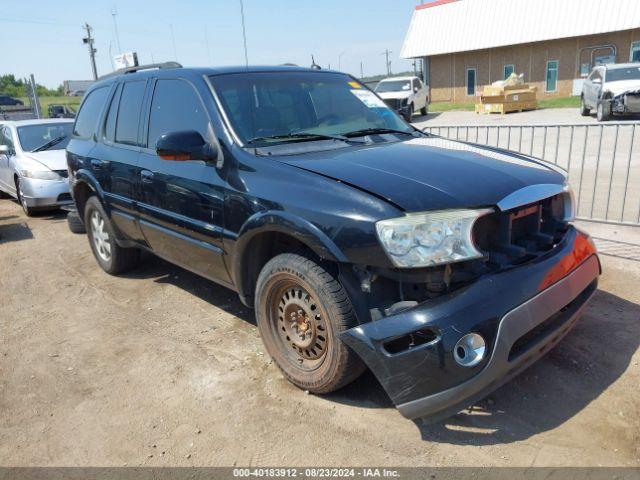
[[0, 119, 74, 216], [580, 63, 640, 121]]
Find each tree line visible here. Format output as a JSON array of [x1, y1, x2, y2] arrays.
[[0, 74, 63, 98]]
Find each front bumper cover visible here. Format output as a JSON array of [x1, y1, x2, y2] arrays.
[[341, 227, 600, 422], [19, 177, 72, 208]]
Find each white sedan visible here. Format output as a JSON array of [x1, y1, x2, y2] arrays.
[[0, 119, 74, 216]]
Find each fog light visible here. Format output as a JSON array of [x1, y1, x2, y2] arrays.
[[453, 333, 486, 367]]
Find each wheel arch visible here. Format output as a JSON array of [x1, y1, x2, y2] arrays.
[[232, 211, 348, 308], [71, 170, 105, 217]]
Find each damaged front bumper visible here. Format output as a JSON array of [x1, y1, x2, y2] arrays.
[[340, 227, 600, 423], [612, 90, 640, 115]]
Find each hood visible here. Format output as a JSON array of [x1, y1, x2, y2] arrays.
[[22, 150, 68, 171], [378, 91, 413, 100], [275, 137, 566, 212], [605, 79, 640, 96]]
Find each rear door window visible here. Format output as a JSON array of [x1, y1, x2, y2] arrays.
[[103, 84, 123, 142], [147, 79, 210, 149], [115, 81, 146, 146], [73, 86, 109, 139]]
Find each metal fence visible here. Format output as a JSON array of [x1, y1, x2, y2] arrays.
[[422, 123, 640, 226]]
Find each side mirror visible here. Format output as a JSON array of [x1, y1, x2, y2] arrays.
[[593, 78, 601, 85], [155, 130, 218, 164], [414, 87, 419, 93], [0, 145, 9, 156]]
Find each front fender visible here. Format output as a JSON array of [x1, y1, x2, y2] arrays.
[[231, 210, 348, 301]]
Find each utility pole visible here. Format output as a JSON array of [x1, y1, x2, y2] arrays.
[[239, 0, 249, 66], [381, 49, 392, 76], [111, 6, 122, 54], [360, 61, 364, 79], [83, 23, 98, 80]]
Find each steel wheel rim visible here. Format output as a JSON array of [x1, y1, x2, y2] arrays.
[[269, 279, 328, 371], [90, 210, 111, 262]]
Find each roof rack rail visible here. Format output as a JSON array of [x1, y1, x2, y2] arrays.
[[98, 62, 183, 80]]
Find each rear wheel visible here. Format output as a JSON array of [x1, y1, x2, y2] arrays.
[[15, 177, 35, 216], [580, 96, 590, 116], [420, 102, 428, 116], [255, 253, 365, 394], [84, 196, 140, 274]]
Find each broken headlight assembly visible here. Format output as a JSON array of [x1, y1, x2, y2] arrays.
[[376, 208, 493, 268]]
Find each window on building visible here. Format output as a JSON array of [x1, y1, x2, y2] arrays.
[[504, 64, 515, 79], [632, 42, 640, 63], [545, 60, 559, 92], [466, 68, 476, 96]]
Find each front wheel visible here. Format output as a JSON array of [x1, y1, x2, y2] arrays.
[[15, 177, 35, 216], [255, 253, 365, 394], [84, 196, 140, 274], [403, 104, 413, 123], [597, 101, 611, 122], [420, 102, 428, 116]]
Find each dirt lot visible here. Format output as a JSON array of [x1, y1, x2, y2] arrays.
[[0, 199, 639, 467]]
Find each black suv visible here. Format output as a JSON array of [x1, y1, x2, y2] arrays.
[[67, 63, 600, 422]]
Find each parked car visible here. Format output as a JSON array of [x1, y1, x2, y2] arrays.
[[581, 63, 640, 121], [48, 104, 76, 119], [374, 76, 428, 121], [0, 95, 24, 106], [67, 64, 600, 422], [0, 119, 74, 215]]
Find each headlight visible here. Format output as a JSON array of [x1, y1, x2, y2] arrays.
[[20, 169, 61, 181], [563, 184, 576, 222], [376, 209, 492, 268]]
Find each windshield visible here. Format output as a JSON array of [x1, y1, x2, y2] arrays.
[[209, 72, 412, 147], [606, 66, 640, 82], [375, 80, 412, 93], [17, 123, 73, 152]]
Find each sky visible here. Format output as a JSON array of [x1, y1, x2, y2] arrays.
[[0, 0, 424, 89]]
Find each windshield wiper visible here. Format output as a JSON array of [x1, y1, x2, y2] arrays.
[[247, 131, 364, 145], [32, 135, 67, 152], [342, 128, 421, 138]]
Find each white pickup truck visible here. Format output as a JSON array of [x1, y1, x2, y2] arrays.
[[375, 76, 429, 122]]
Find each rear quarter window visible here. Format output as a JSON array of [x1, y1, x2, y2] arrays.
[[73, 86, 110, 139]]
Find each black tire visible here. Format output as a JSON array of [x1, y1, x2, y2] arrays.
[[580, 96, 590, 116], [0, 189, 10, 199], [15, 177, 35, 216], [84, 196, 140, 274], [403, 104, 413, 123], [420, 102, 428, 116], [255, 253, 365, 394], [597, 101, 611, 122], [66, 210, 86, 234]]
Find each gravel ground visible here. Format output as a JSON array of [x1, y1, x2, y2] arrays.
[[0, 199, 639, 467]]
